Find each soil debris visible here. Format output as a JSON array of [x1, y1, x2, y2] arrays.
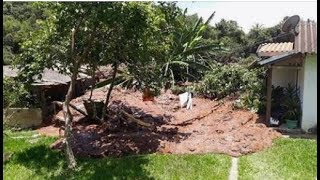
[[41, 88, 281, 157]]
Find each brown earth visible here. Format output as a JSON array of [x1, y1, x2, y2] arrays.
[[39, 87, 281, 158]]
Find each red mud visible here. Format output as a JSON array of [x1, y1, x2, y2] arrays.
[[40, 88, 281, 157]]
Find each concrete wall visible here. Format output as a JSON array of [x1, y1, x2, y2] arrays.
[[272, 66, 304, 99], [3, 108, 42, 128], [301, 55, 317, 132]]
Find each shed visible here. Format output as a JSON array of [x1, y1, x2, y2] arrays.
[[256, 20, 317, 132], [3, 66, 94, 118]]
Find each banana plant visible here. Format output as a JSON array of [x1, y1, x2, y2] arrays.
[[162, 11, 222, 85]]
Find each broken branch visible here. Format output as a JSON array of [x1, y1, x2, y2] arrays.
[[120, 110, 152, 127]]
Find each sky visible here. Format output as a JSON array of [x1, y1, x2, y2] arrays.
[[177, 1, 317, 33]]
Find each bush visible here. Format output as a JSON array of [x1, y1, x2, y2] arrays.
[[3, 46, 14, 65], [237, 67, 266, 113], [171, 85, 195, 95], [195, 62, 266, 113], [195, 63, 247, 99], [3, 77, 35, 108]]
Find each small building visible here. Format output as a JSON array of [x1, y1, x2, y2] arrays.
[[256, 20, 317, 132], [3, 65, 94, 118]]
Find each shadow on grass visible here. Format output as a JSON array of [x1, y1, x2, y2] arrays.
[[14, 145, 154, 179]]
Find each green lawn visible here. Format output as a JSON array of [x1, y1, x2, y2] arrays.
[[4, 130, 317, 180], [239, 138, 317, 180], [3, 130, 231, 180]]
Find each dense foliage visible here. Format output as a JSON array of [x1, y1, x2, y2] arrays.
[[3, 2, 48, 65], [194, 55, 266, 113], [3, 77, 37, 108], [3, 1, 293, 113]]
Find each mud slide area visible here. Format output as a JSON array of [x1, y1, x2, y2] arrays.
[[39, 88, 281, 157]]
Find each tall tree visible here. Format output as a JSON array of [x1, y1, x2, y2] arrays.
[[3, 2, 48, 65], [157, 2, 220, 84], [16, 2, 170, 168], [246, 16, 293, 54]]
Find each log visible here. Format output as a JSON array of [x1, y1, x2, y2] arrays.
[[53, 101, 103, 122], [120, 110, 152, 127], [57, 101, 151, 127], [170, 103, 220, 126], [53, 101, 87, 116]]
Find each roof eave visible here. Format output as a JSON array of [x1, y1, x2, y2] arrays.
[[257, 52, 299, 66]]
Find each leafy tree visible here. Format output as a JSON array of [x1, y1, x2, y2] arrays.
[[16, 2, 171, 168], [156, 2, 221, 85], [215, 19, 247, 47], [246, 16, 293, 53], [3, 2, 48, 64], [200, 19, 249, 62]]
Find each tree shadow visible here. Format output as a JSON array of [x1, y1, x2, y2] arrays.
[[51, 100, 191, 158], [13, 144, 155, 179]]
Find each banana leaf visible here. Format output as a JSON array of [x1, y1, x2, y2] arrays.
[[181, 44, 221, 56]]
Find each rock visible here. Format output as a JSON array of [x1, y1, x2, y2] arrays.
[[256, 124, 266, 128], [216, 130, 224, 134], [244, 133, 253, 137], [234, 139, 241, 142]]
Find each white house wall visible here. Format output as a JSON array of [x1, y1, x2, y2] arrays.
[[271, 67, 304, 99], [301, 55, 317, 132]]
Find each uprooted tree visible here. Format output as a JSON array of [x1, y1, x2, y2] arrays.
[[15, 2, 173, 169]]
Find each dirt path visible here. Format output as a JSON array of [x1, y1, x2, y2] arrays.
[[41, 88, 281, 158]]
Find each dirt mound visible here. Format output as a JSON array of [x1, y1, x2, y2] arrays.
[[48, 88, 281, 157]]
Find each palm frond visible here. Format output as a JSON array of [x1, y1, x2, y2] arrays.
[[169, 61, 189, 67], [204, 12, 215, 26], [181, 44, 221, 56], [183, 8, 188, 16]]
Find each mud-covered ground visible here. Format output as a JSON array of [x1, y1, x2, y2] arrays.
[[38, 87, 281, 158]]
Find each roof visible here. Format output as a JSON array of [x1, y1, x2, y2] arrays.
[[294, 20, 317, 54], [257, 52, 299, 66], [3, 66, 90, 86], [257, 42, 294, 57]]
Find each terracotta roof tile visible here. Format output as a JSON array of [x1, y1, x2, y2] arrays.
[[257, 42, 294, 57]]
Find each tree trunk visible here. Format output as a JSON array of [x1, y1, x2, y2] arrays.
[[63, 63, 78, 169], [63, 28, 78, 169], [101, 62, 118, 120], [89, 63, 96, 101]]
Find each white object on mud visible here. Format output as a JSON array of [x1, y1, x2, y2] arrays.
[[179, 92, 192, 110], [270, 117, 279, 125], [186, 92, 192, 110]]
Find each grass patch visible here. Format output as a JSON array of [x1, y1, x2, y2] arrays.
[[239, 138, 317, 180], [3, 130, 231, 180]]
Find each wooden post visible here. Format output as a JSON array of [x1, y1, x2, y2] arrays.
[[40, 87, 46, 120], [265, 65, 272, 127]]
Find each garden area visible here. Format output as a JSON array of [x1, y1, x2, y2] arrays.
[[3, 2, 317, 179]]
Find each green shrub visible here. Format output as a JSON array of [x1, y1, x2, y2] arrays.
[[237, 67, 266, 113], [3, 46, 14, 65], [195, 62, 266, 113], [195, 63, 247, 99], [282, 83, 302, 121], [3, 77, 33, 108], [171, 85, 195, 95]]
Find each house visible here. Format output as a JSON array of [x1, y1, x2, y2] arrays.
[[3, 65, 94, 118], [256, 20, 317, 132]]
